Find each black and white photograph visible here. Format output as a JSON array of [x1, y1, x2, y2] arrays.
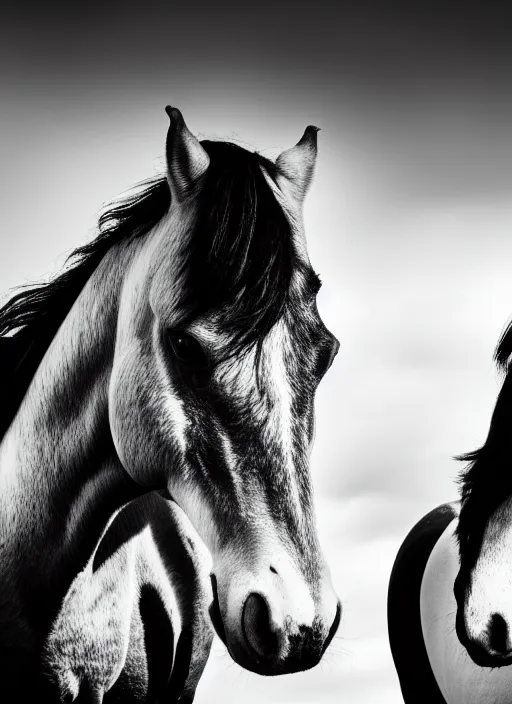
[[2, 3, 512, 702]]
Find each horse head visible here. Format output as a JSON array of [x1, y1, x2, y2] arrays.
[[108, 107, 341, 675]]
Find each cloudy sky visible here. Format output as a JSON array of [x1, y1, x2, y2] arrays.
[[3, 3, 512, 702]]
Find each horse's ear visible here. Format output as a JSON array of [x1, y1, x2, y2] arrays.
[[165, 106, 210, 201], [275, 126, 319, 203]]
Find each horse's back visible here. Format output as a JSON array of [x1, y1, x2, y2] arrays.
[[388, 502, 459, 704]]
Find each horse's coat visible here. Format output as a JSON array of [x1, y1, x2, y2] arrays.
[[388, 503, 458, 704]]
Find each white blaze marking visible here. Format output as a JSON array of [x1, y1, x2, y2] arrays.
[[263, 319, 302, 518], [219, 431, 244, 505], [191, 315, 303, 519]]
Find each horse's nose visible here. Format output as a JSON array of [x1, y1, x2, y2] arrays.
[[242, 593, 279, 660], [456, 607, 512, 667], [487, 613, 512, 657]]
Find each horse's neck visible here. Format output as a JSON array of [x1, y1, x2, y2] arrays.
[[0, 240, 144, 650]]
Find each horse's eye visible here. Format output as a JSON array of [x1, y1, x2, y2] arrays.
[[167, 331, 209, 369]]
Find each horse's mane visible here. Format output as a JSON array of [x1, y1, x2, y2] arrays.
[[0, 141, 295, 440], [178, 141, 295, 352], [494, 318, 512, 370], [456, 328, 512, 550]]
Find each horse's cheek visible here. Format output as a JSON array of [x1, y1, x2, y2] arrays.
[[108, 349, 164, 485]]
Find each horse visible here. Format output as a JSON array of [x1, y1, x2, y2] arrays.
[[388, 321, 512, 703], [0, 106, 341, 700], [43, 493, 213, 704]]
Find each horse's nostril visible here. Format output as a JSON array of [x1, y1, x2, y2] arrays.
[[488, 613, 512, 655], [242, 593, 279, 660]]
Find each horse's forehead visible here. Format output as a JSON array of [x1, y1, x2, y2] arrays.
[[151, 208, 195, 267], [145, 209, 197, 324]]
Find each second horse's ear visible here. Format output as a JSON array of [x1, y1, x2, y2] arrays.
[[275, 126, 319, 204], [165, 106, 210, 201]]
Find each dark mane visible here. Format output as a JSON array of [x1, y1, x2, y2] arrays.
[[0, 140, 295, 439], [178, 141, 295, 354], [456, 348, 512, 555], [495, 317, 512, 370]]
